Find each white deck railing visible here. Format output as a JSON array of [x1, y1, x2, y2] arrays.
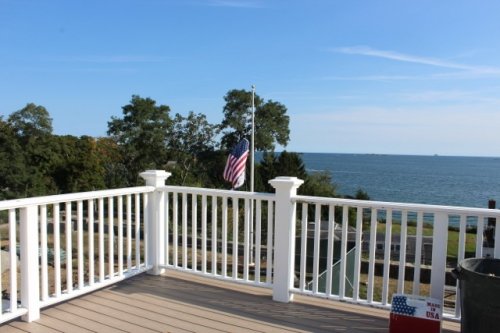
[[0, 185, 153, 323], [157, 185, 275, 287], [290, 195, 500, 320], [0, 170, 498, 324]]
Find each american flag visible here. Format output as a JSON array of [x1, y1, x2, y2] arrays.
[[223, 138, 250, 189]]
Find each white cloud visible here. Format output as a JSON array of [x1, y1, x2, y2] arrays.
[[395, 90, 500, 104], [332, 46, 500, 75], [322, 71, 500, 81]]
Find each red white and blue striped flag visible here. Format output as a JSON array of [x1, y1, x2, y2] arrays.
[[223, 138, 249, 189]]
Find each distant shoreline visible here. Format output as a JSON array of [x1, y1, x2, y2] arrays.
[[258, 152, 500, 209], [265, 151, 500, 159]]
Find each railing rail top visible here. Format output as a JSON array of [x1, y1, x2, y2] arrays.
[[295, 194, 500, 216], [0, 186, 154, 210], [159, 185, 276, 200]]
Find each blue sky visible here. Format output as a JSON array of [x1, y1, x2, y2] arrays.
[[1, 0, 500, 156]]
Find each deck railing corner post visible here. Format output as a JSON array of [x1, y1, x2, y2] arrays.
[[140, 170, 171, 275], [269, 176, 304, 303]]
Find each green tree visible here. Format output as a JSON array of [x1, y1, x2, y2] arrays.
[[168, 112, 219, 185], [51, 136, 107, 193], [95, 137, 129, 189], [107, 95, 173, 185], [257, 151, 338, 198], [275, 151, 307, 179], [301, 171, 337, 197], [257, 151, 308, 193], [255, 152, 278, 191], [7, 103, 53, 140], [196, 150, 229, 188], [7, 103, 58, 196], [354, 188, 370, 200], [0, 117, 26, 199], [220, 89, 290, 151]]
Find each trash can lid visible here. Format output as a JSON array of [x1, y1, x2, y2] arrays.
[[459, 258, 500, 278]]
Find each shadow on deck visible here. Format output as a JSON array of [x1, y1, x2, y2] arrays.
[[0, 270, 460, 333]]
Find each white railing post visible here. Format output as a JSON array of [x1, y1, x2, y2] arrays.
[[430, 212, 449, 300], [269, 176, 304, 303], [20, 205, 40, 322], [140, 170, 171, 275]]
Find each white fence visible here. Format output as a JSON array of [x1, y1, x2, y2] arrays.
[[157, 186, 275, 287], [291, 195, 500, 320], [0, 170, 499, 323], [0, 186, 153, 323]]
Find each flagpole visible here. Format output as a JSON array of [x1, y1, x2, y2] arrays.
[[251, 85, 255, 194], [250, 85, 255, 265]]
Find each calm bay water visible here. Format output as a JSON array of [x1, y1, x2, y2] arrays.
[[299, 153, 500, 208]]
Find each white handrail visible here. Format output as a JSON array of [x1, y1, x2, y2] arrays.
[[0, 186, 154, 210], [295, 195, 500, 217]]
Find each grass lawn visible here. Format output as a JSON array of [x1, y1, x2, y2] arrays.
[[376, 222, 477, 261]]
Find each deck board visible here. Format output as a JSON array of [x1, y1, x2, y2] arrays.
[[95, 291, 268, 332], [25, 314, 93, 333], [43, 307, 125, 333], [0, 325, 27, 333], [0, 270, 460, 333], [8, 321, 62, 333]]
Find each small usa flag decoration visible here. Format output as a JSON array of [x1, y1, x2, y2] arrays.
[[389, 294, 442, 333]]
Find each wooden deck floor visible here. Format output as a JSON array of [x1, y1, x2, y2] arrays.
[[0, 270, 460, 333]]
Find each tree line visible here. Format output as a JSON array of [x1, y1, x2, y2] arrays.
[[1, 89, 365, 201]]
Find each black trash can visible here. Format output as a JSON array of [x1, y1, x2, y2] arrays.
[[454, 258, 500, 333]]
